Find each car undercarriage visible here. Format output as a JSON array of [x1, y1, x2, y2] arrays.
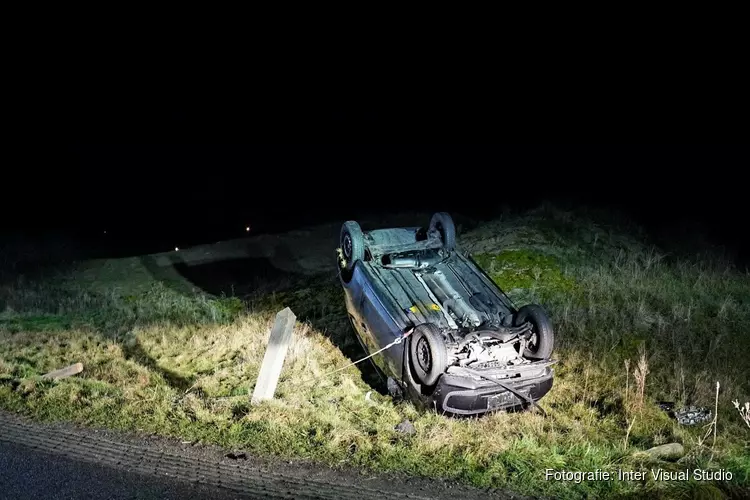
[[339, 213, 555, 416]]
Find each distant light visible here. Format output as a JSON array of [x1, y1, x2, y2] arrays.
[[246, 226, 250, 232], [103, 230, 107, 234], [175, 247, 179, 251]]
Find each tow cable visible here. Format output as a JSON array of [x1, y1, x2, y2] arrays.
[[296, 327, 414, 386]]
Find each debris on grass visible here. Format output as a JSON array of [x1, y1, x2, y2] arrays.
[[394, 419, 416, 435], [641, 442, 685, 460], [674, 406, 713, 426], [42, 362, 84, 381]]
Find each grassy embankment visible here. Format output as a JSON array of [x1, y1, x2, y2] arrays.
[[1, 206, 748, 499]]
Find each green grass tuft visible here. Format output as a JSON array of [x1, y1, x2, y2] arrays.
[[473, 249, 578, 304]]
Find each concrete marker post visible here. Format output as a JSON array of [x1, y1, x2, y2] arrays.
[[251, 307, 296, 404]]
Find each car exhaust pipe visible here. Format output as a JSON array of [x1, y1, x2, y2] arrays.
[[422, 270, 483, 326]]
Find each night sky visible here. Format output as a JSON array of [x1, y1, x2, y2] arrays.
[[4, 103, 747, 263]]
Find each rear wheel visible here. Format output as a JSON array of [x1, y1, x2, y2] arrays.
[[340, 221, 364, 272], [409, 323, 447, 386], [429, 212, 456, 251], [514, 304, 555, 359]]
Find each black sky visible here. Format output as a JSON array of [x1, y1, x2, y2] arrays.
[[5, 101, 747, 260]]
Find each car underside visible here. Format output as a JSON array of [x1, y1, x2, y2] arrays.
[[339, 214, 555, 416]]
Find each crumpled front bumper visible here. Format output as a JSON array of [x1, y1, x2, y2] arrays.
[[431, 366, 554, 416]]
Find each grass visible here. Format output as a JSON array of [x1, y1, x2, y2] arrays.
[[1, 205, 749, 499]]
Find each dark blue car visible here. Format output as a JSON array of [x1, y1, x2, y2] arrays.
[[338, 213, 555, 416]]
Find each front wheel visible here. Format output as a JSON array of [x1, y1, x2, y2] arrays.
[[409, 324, 447, 386], [514, 304, 555, 360]]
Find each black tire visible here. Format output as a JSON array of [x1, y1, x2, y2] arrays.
[[429, 212, 456, 251], [340, 221, 364, 272], [514, 304, 555, 360], [409, 323, 447, 386]]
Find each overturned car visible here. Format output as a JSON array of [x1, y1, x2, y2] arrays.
[[337, 213, 555, 416]]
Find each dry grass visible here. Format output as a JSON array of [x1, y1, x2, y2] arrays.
[[1, 205, 749, 499], [733, 400, 750, 429], [633, 345, 650, 411]]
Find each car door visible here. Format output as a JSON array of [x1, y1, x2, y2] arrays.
[[358, 273, 405, 379], [344, 263, 406, 379]]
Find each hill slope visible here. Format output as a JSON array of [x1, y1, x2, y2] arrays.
[[1, 207, 748, 499]]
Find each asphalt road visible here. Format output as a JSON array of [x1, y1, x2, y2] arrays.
[[0, 441, 242, 500], [0, 411, 527, 500]]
